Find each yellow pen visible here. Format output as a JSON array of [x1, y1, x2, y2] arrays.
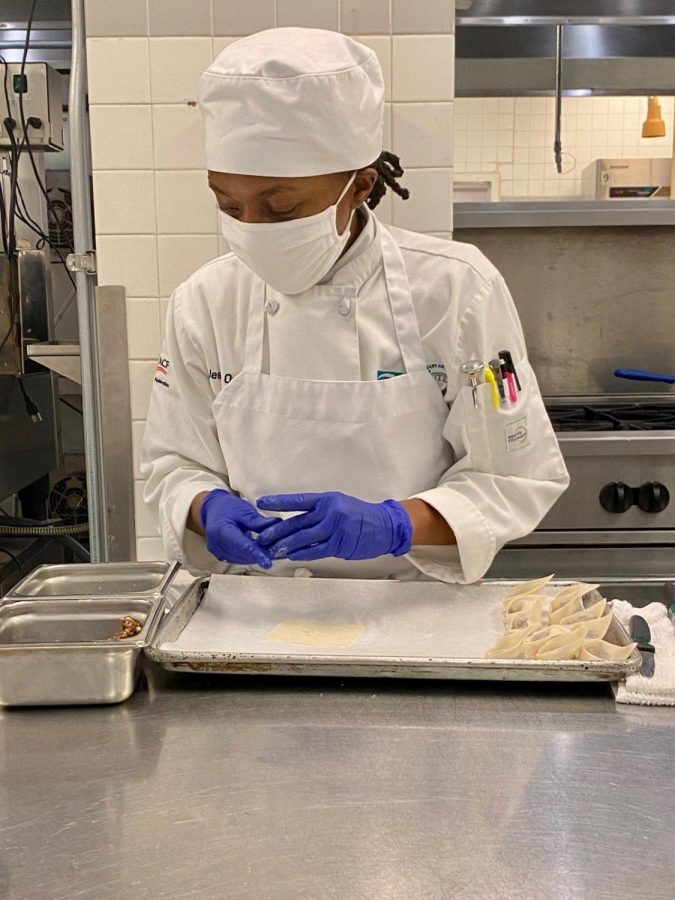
[[484, 366, 501, 410]]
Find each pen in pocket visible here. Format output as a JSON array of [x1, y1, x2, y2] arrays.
[[489, 359, 506, 405], [484, 366, 500, 410], [499, 349, 522, 392]]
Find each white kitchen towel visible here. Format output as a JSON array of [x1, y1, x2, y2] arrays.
[[611, 600, 675, 706]]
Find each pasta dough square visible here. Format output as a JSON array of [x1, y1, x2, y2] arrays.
[[264, 618, 364, 648]]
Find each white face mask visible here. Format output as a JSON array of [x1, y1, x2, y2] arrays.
[[219, 173, 357, 295]]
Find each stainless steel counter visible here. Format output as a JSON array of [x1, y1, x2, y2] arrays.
[[1, 664, 674, 900]]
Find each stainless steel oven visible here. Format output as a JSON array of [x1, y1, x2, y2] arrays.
[[488, 395, 675, 579]]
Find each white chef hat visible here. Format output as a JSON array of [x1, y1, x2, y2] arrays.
[[199, 27, 384, 177]]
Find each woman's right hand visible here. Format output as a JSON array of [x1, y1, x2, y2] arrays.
[[198, 490, 281, 569]]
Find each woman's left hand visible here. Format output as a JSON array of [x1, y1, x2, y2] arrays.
[[257, 491, 413, 562]]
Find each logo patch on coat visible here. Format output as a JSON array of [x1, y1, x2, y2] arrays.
[[506, 417, 529, 452], [427, 362, 448, 392], [154, 356, 170, 388]]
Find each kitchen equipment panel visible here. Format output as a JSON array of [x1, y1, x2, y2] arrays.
[[537, 434, 675, 530]]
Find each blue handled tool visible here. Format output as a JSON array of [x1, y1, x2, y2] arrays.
[[614, 368, 675, 385]]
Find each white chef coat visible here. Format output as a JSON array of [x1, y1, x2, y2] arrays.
[[141, 208, 569, 582]]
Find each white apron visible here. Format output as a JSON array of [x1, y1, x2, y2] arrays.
[[212, 225, 455, 578]]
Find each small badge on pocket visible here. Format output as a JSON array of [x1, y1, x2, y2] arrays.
[[505, 417, 529, 453]]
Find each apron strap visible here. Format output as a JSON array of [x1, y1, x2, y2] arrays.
[[242, 280, 267, 374], [378, 225, 428, 374], [242, 224, 427, 376]]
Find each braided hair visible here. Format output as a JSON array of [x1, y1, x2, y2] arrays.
[[365, 151, 410, 210]]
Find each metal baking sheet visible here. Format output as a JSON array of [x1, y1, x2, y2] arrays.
[[146, 575, 642, 682], [6, 561, 179, 600]]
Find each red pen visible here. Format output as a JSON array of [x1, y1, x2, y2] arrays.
[[504, 370, 518, 404]]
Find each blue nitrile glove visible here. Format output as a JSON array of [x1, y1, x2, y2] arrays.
[[200, 490, 281, 569], [256, 492, 413, 562]]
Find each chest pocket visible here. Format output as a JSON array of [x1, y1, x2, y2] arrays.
[[452, 358, 564, 480]]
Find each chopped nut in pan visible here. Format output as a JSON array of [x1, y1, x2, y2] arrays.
[[110, 616, 143, 641]]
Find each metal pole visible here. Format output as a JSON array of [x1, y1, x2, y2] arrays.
[[68, 0, 108, 560], [554, 24, 563, 174]]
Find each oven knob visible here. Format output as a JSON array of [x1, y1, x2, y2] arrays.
[[599, 482, 633, 513], [637, 482, 670, 514]]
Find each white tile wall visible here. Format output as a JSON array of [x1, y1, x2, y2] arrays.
[[87, 37, 150, 103], [129, 360, 157, 420], [392, 35, 454, 101], [340, 0, 390, 34], [392, 167, 453, 231], [148, 0, 212, 36], [393, 103, 454, 167], [96, 235, 159, 296], [126, 298, 162, 359], [92, 170, 156, 233], [149, 37, 213, 103], [86, 7, 456, 559], [85, 0, 148, 38], [152, 104, 206, 169], [455, 95, 674, 199], [392, 0, 455, 35], [276, 0, 339, 30], [89, 105, 154, 168], [213, 0, 275, 36], [155, 170, 218, 233]]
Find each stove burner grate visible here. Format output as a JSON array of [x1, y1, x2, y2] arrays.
[[547, 403, 675, 432]]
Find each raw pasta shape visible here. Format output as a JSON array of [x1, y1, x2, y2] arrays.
[[502, 575, 555, 603], [536, 626, 585, 660], [560, 598, 608, 626], [572, 612, 613, 641], [578, 639, 637, 661], [485, 627, 534, 659], [522, 624, 570, 660], [549, 597, 584, 625], [506, 596, 549, 631], [503, 593, 550, 620], [550, 583, 601, 612]]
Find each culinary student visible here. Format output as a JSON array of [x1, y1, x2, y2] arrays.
[[141, 28, 569, 583]]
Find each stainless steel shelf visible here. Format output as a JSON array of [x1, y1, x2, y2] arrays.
[[453, 199, 675, 229], [26, 342, 81, 384]]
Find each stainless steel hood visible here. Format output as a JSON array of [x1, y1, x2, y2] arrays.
[[457, 1, 675, 26], [0, 2, 71, 70], [456, 2, 675, 96]]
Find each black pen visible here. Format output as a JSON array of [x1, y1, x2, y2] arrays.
[[489, 359, 506, 404], [498, 349, 522, 392]]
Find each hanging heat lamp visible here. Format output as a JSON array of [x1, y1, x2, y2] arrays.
[[641, 96, 666, 138]]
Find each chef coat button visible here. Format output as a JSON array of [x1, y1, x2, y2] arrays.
[[337, 298, 352, 317], [264, 299, 280, 316], [293, 567, 314, 578]]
